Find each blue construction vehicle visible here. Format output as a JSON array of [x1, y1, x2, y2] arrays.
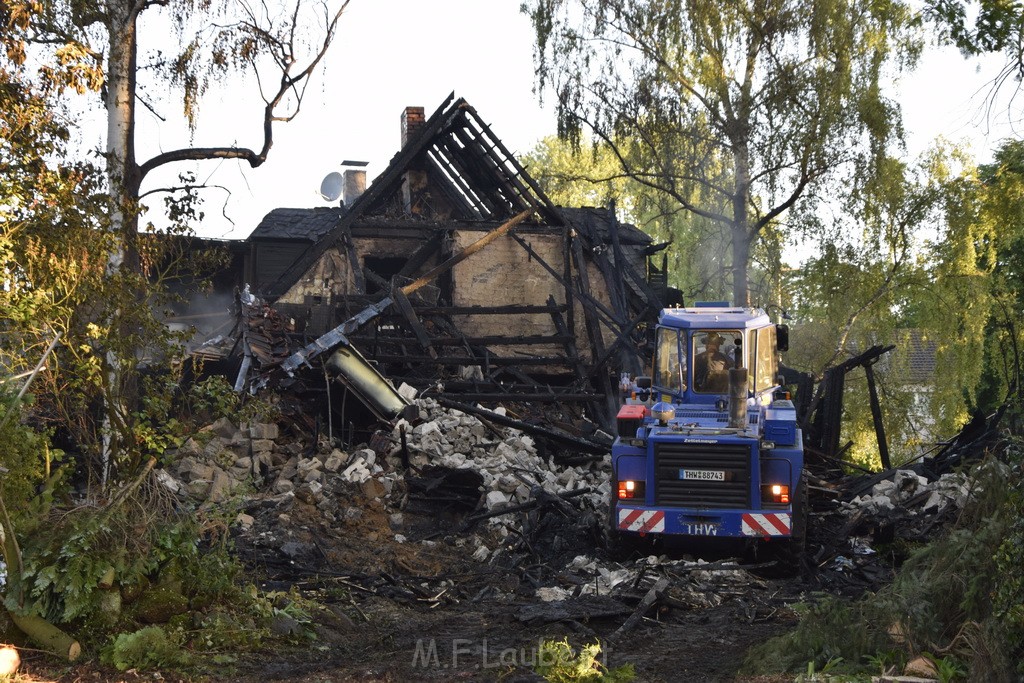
[[611, 304, 805, 561]]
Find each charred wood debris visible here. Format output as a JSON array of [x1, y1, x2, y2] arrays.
[[173, 289, 1011, 643]]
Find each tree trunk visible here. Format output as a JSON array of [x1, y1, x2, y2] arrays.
[[101, 0, 143, 478], [732, 142, 752, 307]]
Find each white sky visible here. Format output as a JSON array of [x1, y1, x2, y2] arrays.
[[122, 0, 1020, 241]]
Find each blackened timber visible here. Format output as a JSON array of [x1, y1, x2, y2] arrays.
[[371, 353, 567, 366], [591, 311, 649, 375], [450, 124, 529, 215], [548, 294, 588, 385], [401, 208, 535, 293], [435, 397, 607, 454], [425, 153, 482, 218], [460, 103, 565, 225], [391, 287, 436, 359], [569, 230, 613, 426], [397, 233, 445, 279], [341, 228, 365, 294], [509, 233, 619, 323], [864, 361, 891, 470], [402, 304, 566, 315], [349, 334, 574, 346], [571, 233, 607, 364], [433, 137, 503, 218], [265, 93, 459, 298], [282, 210, 535, 374], [437, 392, 601, 402], [426, 146, 490, 218]]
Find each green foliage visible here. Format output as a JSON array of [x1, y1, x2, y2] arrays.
[[741, 596, 891, 675], [534, 639, 635, 682], [523, 0, 922, 304], [522, 135, 732, 302], [0, 390, 66, 532], [102, 625, 191, 672], [926, 0, 1024, 70], [742, 449, 1024, 680], [7, 497, 200, 624], [922, 652, 968, 682]]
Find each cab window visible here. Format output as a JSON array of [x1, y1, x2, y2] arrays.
[[654, 327, 685, 393], [755, 326, 777, 392], [693, 329, 741, 394]]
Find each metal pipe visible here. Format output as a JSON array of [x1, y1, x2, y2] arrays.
[[728, 367, 748, 429]]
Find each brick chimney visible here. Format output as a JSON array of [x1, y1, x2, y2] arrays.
[[401, 106, 428, 215], [401, 106, 425, 148]]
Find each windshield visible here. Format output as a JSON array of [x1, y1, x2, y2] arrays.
[[692, 329, 742, 394], [654, 327, 686, 393]]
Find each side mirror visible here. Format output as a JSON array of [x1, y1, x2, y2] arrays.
[[635, 376, 652, 390], [776, 324, 789, 352]]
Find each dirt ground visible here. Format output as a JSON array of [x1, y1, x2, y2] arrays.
[[15, 494, 859, 683]]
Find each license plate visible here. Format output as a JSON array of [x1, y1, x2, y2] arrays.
[[679, 468, 725, 481]]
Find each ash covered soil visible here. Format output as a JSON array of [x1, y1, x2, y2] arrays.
[[21, 395, 969, 682]]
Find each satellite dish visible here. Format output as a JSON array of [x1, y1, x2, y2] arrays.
[[319, 171, 344, 202]]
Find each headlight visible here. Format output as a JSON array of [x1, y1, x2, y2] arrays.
[[617, 480, 646, 500]]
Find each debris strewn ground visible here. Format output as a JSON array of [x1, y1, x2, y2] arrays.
[[97, 385, 992, 681]]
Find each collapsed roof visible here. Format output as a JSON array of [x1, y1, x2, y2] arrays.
[[237, 94, 672, 428]]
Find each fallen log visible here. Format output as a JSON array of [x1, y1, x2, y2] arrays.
[[7, 613, 80, 662]]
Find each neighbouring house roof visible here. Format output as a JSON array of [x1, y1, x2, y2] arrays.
[[899, 330, 938, 385], [558, 207, 652, 245], [248, 207, 342, 242]]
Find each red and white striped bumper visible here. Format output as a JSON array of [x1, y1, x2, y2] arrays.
[[617, 508, 665, 533], [741, 513, 792, 537]]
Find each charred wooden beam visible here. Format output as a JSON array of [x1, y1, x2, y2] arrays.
[[395, 304, 567, 315], [370, 353, 568, 366], [548, 294, 588, 384], [391, 287, 436, 359], [397, 233, 445, 279], [282, 210, 535, 374], [349, 334, 574, 346], [341, 228, 365, 294], [864, 360, 890, 470], [436, 391, 601, 402], [459, 103, 566, 225]]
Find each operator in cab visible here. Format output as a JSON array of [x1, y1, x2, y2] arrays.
[[694, 332, 731, 393]]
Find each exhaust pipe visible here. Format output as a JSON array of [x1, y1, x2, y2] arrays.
[[728, 367, 748, 429]]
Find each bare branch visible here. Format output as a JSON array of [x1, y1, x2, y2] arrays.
[[138, 0, 350, 182]]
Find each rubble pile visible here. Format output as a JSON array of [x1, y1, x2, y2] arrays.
[[807, 465, 980, 593], [839, 468, 972, 517], [155, 395, 615, 579], [389, 395, 611, 512]]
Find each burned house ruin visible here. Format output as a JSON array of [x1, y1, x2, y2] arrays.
[[216, 95, 672, 429]]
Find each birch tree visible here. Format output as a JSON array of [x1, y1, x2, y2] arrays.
[[523, 0, 922, 306], [5, 0, 350, 475]]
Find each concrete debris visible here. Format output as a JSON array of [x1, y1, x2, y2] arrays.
[[842, 469, 971, 517], [391, 397, 610, 511]]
